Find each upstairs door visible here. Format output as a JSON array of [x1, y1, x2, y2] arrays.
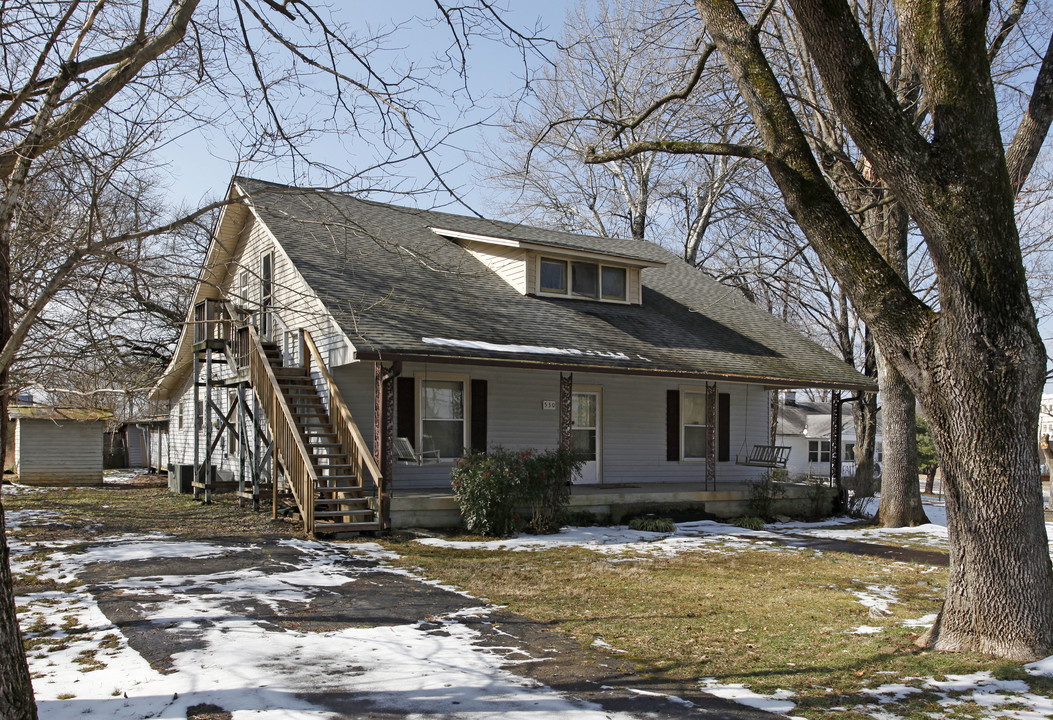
[[572, 390, 601, 484]]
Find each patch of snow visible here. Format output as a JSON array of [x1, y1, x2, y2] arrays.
[[591, 637, 627, 654], [850, 585, 899, 613], [901, 613, 939, 629], [699, 679, 798, 714], [862, 683, 923, 701], [422, 337, 637, 362], [848, 625, 883, 634], [1025, 654, 1053, 677]]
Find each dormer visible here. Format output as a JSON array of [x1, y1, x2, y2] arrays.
[[432, 227, 666, 306]]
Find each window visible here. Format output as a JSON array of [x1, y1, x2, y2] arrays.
[[682, 390, 707, 460], [196, 400, 204, 430], [177, 402, 184, 430], [539, 258, 567, 294], [227, 391, 238, 455], [844, 442, 855, 461], [601, 266, 627, 301], [420, 378, 466, 460], [537, 256, 630, 303], [809, 440, 831, 463], [571, 262, 599, 298], [239, 270, 251, 303]]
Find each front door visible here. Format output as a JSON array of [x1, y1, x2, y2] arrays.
[[572, 390, 601, 484]]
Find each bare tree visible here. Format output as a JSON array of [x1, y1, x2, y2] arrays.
[[0, 3, 548, 717], [587, 0, 1053, 659]]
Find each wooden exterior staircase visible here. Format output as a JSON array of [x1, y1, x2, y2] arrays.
[[246, 325, 385, 535]]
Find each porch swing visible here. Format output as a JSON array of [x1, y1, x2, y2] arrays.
[[734, 385, 791, 468]]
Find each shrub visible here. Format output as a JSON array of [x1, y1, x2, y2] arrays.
[[746, 472, 785, 520], [451, 446, 582, 536], [734, 515, 766, 530], [627, 515, 676, 533]]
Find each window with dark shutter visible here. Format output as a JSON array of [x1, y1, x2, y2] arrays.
[[718, 393, 731, 462]]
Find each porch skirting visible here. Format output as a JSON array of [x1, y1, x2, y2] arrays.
[[383, 481, 835, 530]]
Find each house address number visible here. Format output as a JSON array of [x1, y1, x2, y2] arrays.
[[542, 400, 557, 411]]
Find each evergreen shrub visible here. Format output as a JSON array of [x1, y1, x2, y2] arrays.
[[451, 446, 582, 536]]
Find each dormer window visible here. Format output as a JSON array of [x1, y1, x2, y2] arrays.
[[539, 258, 568, 294], [540, 257, 627, 302], [430, 227, 662, 305]]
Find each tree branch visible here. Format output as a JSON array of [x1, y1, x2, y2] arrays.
[[1006, 30, 1053, 195], [584, 139, 768, 163]]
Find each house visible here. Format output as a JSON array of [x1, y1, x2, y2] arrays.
[[124, 417, 170, 472], [775, 391, 882, 483], [151, 177, 875, 532], [9, 405, 114, 486]]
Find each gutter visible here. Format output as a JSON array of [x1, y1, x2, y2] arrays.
[[351, 349, 878, 392]]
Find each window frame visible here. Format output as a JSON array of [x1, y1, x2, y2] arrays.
[[680, 387, 709, 462], [535, 255, 631, 304], [416, 373, 470, 462], [538, 257, 568, 295], [808, 440, 831, 463]]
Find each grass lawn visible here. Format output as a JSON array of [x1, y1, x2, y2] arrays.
[[380, 534, 1053, 718], [5, 480, 1052, 718]]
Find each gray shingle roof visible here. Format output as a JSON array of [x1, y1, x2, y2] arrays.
[[236, 177, 874, 390]]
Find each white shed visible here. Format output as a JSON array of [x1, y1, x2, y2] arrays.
[[10, 405, 114, 486]]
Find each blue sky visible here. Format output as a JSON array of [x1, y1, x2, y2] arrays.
[[153, 1, 1053, 388]]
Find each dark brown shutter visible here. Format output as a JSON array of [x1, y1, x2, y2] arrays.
[[718, 393, 731, 462], [470, 379, 488, 453], [666, 390, 680, 461], [396, 377, 415, 447]]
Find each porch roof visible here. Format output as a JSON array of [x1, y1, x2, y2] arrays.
[[231, 178, 874, 391]]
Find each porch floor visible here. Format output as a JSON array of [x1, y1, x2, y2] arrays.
[[387, 480, 832, 530]]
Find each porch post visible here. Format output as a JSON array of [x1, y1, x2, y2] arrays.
[[706, 382, 717, 490], [830, 391, 843, 492], [374, 361, 400, 529], [559, 373, 573, 450]]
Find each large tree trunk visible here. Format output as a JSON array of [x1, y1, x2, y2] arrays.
[[691, 0, 1053, 658], [921, 333, 1053, 659], [877, 353, 928, 525], [851, 330, 878, 497], [0, 235, 36, 717]]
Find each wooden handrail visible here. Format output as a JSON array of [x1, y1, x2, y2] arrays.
[[302, 330, 385, 521], [246, 324, 319, 532]]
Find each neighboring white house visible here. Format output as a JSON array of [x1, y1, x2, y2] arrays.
[[152, 177, 876, 532], [1039, 393, 1053, 443], [124, 417, 169, 472], [776, 391, 882, 481], [10, 405, 114, 486]]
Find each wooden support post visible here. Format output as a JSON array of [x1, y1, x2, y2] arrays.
[[204, 349, 214, 504], [193, 354, 200, 500], [253, 389, 261, 512], [237, 384, 247, 505]]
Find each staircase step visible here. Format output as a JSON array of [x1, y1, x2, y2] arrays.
[[315, 497, 369, 507], [315, 483, 362, 493], [313, 521, 380, 534], [314, 508, 374, 518]]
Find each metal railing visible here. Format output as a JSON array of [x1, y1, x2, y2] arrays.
[[302, 329, 385, 525]]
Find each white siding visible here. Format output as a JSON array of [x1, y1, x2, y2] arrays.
[[225, 214, 354, 366], [15, 419, 104, 486], [331, 360, 778, 491], [463, 243, 528, 294]]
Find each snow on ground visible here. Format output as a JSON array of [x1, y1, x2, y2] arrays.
[[11, 531, 673, 719], [104, 469, 150, 485]]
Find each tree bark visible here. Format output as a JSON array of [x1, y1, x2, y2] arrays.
[[877, 354, 928, 525], [0, 225, 36, 719], [692, 0, 1053, 659]]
